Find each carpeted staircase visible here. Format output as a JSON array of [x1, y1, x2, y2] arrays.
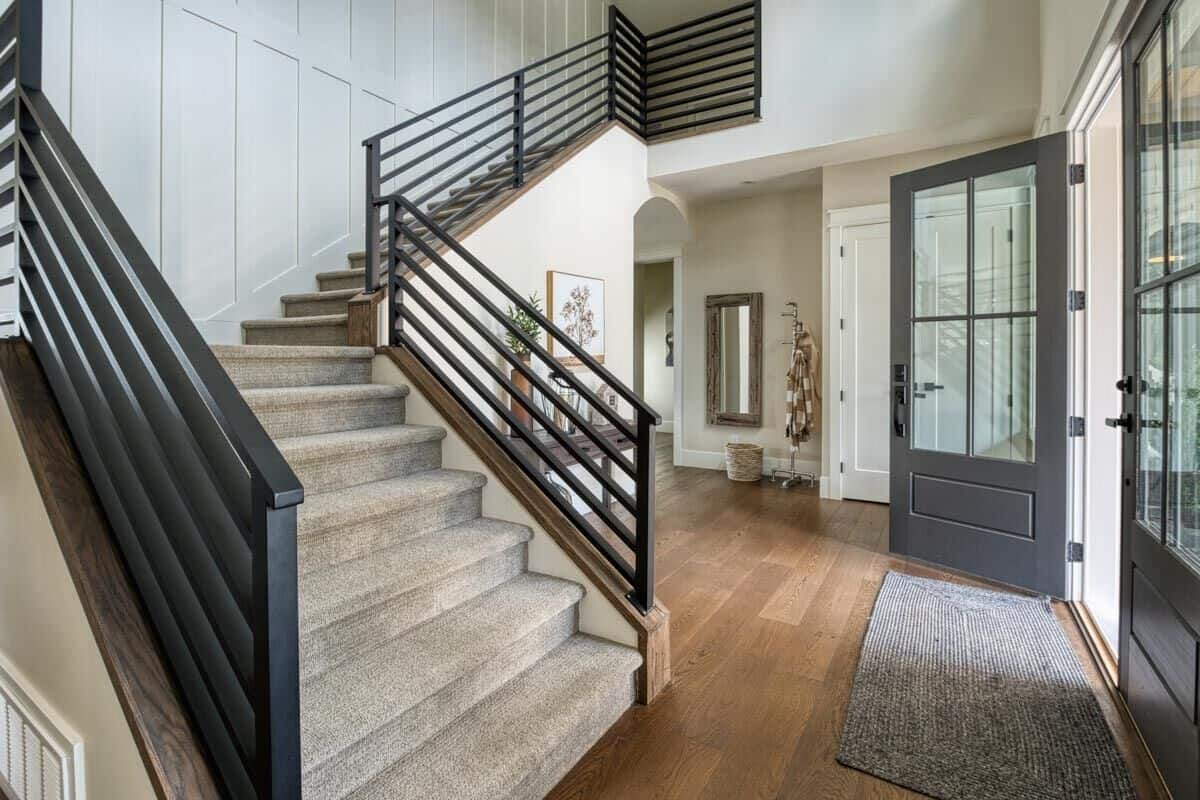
[[215, 253, 641, 799]]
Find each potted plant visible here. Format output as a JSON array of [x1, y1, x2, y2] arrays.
[[505, 293, 542, 434]]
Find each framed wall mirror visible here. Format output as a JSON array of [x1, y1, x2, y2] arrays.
[[706, 293, 763, 427]]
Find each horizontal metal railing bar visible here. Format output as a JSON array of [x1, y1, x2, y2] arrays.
[[0, 2, 15, 45], [613, 68, 643, 102], [17, 178, 257, 703], [426, 172, 511, 232], [379, 91, 516, 162], [645, 92, 755, 125], [647, 80, 755, 112], [394, 277, 640, 518], [611, 6, 646, 43], [645, 0, 755, 41], [525, 98, 608, 157], [401, 129, 515, 206], [392, 195, 661, 423], [393, 233, 640, 486], [394, 303, 638, 545], [524, 45, 608, 89], [366, 32, 606, 145], [647, 14, 754, 56], [383, 113, 516, 186], [615, 95, 645, 126], [16, 259, 258, 770], [646, 54, 755, 90], [648, 30, 753, 71], [523, 56, 609, 106], [0, 219, 13, 247], [646, 68, 755, 102], [610, 29, 643, 65], [647, 44, 755, 80], [524, 85, 609, 143], [0, 41, 15, 87], [611, 22, 644, 56], [0, 173, 14, 205], [21, 87, 303, 509], [646, 107, 756, 138], [0, 130, 17, 171], [398, 332, 638, 583]]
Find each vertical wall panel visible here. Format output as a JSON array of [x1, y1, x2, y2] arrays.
[[258, 0, 299, 32], [566, 0, 585, 45], [396, 0, 434, 112], [496, 0, 524, 76], [300, 0, 350, 57], [246, 43, 300, 293], [353, 0, 394, 79], [547, 0, 566, 58], [302, 68, 352, 260], [161, 9, 238, 319], [465, 0, 495, 89], [69, 0, 162, 260], [523, 0, 546, 65], [434, 0, 467, 103]]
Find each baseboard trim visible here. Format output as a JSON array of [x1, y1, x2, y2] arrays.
[[678, 447, 821, 479]]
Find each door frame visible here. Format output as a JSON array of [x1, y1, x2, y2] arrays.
[[634, 247, 683, 468], [826, 202, 890, 501]]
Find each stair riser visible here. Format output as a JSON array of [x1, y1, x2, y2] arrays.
[[318, 272, 365, 292], [284, 295, 355, 318], [506, 671, 637, 800], [299, 488, 483, 572], [218, 357, 371, 390], [249, 396, 404, 439], [288, 439, 442, 495], [302, 604, 578, 800], [299, 545, 528, 680], [245, 323, 348, 347]]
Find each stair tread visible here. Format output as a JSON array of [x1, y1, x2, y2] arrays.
[[298, 468, 487, 532], [348, 634, 641, 800], [242, 313, 348, 329], [299, 517, 533, 634], [277, 423, 444, 462], [242, 382, 408, 409], [316, 267, 366, 279], [281, 287, 361, 303], [212, 344, 374, 361], [300, 573, 584, 771]]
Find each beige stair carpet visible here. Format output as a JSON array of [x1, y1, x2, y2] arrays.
[[216, 253, 640, 799]]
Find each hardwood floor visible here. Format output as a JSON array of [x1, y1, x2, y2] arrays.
[[548, 434, 1163, 800]]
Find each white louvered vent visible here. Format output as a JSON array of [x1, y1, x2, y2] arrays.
[[0, 659, 82, 800]]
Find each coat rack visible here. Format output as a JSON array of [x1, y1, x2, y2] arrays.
[[772, 302, 817, 490]]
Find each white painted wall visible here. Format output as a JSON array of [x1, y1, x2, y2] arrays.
[[677, 187, 823, 475], [646, 0, 1042, 187], [29, 0, 611, 341], [0, 391, 156, 800]]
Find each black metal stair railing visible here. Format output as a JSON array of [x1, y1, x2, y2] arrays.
[[361, 1, 761, 291], [381, 195, 661, 613], [2, 2, 301, 797]]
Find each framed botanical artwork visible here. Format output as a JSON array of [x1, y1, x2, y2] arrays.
[[546, 270, 605, 365]]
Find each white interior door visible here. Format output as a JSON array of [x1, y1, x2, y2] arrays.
[[842, 220, 891, 502]]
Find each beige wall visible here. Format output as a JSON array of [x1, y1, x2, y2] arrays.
[[0, 395, 155, 800], [636, 261, 675, 428], [678, 187, 822, 473]]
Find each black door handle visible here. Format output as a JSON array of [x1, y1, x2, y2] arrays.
[[893, 388, 906, 437], [1104, 413, 1133, 431], [1116, 375, 1135, 394]]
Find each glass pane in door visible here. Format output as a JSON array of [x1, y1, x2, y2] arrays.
[[1138, 288, 1166, 534], [913, 182, 967, 317], [912, 320, 968, 454], [972, 317, 1036, 462], [1169, 1, 1200, 272], [974, 166, 1036, 314], [1140, 34, 1166, 283], [1168, 275, 1200, 564]]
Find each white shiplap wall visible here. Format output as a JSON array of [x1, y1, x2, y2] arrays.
[[35, 0, 614, 341]]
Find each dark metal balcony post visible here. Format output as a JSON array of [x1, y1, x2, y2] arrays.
[[365, 139, 381, 294], [753, 0, 762, 118], [512, 73, 525, 188], [388, 198, 401, 346], [606, 5, 618, 122], [630, 409, 655, 613], [250, 479, 302, 800]]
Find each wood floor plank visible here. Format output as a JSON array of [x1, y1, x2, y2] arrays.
[[548, 435, 1162, 800]]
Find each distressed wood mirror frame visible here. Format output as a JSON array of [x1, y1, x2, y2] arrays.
[[705, 292, 763, 427]]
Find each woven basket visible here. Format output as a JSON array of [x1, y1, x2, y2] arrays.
[[724, 442, 763, 482]]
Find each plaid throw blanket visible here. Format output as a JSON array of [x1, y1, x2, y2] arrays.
[[785, 328, 820, 444]]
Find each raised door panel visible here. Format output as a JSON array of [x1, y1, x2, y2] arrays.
[[161, 9, 237, 320]]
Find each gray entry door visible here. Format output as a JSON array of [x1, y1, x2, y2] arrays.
[[889, 134, 1070, 598]]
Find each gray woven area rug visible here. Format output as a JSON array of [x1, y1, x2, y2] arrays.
[[837, 571, 1134, 800]]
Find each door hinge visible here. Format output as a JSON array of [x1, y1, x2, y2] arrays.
[[1006, 228, 1013, 243], [839, 245, 845, 257], [1067, 541, 1084, 563], [840, 389, 844, 402], [1068, 289, 1086, 311], [1069, 163, 1086, 185], [840, 461, 844, 474], [839, 318, 844, 330], [1068, 416, 1085, 437]]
